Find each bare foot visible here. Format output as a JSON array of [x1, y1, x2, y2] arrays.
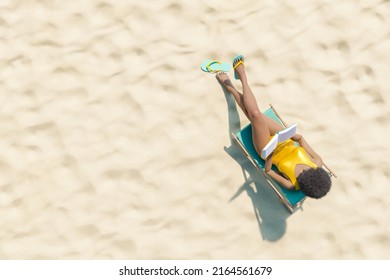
[[216, 72, 236, 93]]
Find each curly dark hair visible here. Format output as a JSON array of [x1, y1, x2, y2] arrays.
[[296, 167, 331, 199]]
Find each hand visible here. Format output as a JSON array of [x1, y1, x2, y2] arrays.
[[266, 151, 274, 160], [291, 133, 302, 142]]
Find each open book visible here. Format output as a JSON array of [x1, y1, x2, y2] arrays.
[[261, 124, 298, 159]]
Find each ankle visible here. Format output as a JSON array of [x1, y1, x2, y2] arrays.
[[239, 74, 248, 84]]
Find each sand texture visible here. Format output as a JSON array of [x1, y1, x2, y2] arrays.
[[0, 0, 389, 259]]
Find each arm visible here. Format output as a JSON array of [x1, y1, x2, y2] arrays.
[[291, 134, 323, 167], [264, 153, 295, 190]]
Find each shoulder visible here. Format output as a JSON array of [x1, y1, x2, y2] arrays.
[[266, 169, 295, 190], [300, 146, 323, 167]]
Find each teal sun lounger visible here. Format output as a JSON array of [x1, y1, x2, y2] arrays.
[[232, 104, 336, 213]]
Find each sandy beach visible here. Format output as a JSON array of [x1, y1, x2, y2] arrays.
[[0, 0, 389, 259]]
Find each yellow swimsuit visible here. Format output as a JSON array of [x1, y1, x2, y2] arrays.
[[271, 139, 317, 190]]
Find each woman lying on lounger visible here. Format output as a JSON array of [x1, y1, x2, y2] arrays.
[[217, 55, 331, 199]]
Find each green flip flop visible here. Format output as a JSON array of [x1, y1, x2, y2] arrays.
[[232, 54, 245, 80], [200, 59, 230, 73]]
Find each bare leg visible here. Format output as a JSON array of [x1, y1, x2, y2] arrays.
[[217, 72, 284, 136], [216, 72, 250, 119], [235, 63, 288, 158], [235, 65, 270, 155]]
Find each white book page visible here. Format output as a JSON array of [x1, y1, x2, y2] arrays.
[[260, 124, 298, 159], [276, 123, 297, 143], [261, 135, 278, 159]]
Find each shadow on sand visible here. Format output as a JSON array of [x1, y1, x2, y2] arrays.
[[219, 79, 293, 241]]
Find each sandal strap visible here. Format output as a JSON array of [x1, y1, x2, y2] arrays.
[[233, 58, 244, 70], [206, 61, 222, 73]]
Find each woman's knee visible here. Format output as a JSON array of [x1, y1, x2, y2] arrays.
[[249, 110, 264, 122]]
